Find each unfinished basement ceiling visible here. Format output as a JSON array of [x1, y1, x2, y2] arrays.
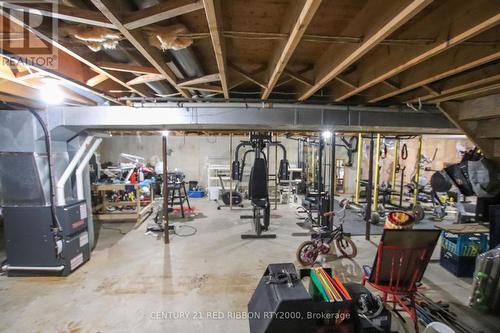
[[0, 0, 499, 107]]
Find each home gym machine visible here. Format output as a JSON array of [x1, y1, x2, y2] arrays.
[[355, 134, 426, 227], [431, 148, 500, 239], [232, 132, 289, 238]]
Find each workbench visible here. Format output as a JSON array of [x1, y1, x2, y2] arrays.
[[91, 183, 154, 227]]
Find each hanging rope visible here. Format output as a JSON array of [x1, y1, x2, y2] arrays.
[[401, 143, 408, 160]]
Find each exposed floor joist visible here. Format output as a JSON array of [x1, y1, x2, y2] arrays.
[[334, 1, 500, 102], [298, 0, 433, 101], [0, 2, 115, 29], [0, 8, 144, 100], [90, 0, 190, 98], [124, 0, 204, 30], [406, 63, 500, 103], [96, 63, 160, 75], [202, 0, 229, 99], [369, 47, 500, 102], [261, 0, 321, 99]]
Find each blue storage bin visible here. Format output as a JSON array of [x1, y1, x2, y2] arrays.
[[188, 190, 205, 198], [441, 232, 488, 257]]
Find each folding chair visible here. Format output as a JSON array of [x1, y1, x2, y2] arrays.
[[362, 229, 441, 333]]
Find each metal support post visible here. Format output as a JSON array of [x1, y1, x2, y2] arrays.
[[373, 133, 381, 208], [365, 134, 375, 241], [413, 135, 423, 207], [354, 133, 363, 205], [162, 135, 169, 244]]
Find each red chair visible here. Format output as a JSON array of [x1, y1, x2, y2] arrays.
[[362, 229, 441, 333]]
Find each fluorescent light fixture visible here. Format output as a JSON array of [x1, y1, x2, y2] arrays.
[[40, 78, 64, 105], [322, 130, 332, 140]]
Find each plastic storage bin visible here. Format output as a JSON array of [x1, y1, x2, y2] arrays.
[[441, 232, 488, 257], [187, 190, 205, 198], [440, 248, 477, 277]]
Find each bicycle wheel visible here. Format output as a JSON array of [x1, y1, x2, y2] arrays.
[[296, 241, 319, 266], [336, 236, 357, 258]]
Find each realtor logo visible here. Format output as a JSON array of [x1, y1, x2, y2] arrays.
[[0, 1, 58, 69]]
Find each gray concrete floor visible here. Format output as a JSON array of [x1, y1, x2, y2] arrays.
[[0, 199, 499, 332]]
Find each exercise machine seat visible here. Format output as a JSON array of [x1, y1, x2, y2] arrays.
[[249, 158, 268, 206]]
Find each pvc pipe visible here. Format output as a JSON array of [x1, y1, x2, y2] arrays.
[[2, 265, 64, 271], [56, 136, 94, 206], [354, 133, 363, 204], [76, 138, 102, 200], [373, 134, 381, 208]]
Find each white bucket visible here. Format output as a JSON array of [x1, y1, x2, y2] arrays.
[[423, 322, 456, 333], [207, 187, 220, 200]]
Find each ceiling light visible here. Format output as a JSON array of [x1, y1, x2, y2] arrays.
[[40, 78, 64, 105], [322, 130, 332, 140]]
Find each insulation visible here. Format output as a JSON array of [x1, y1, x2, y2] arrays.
[[144, 24, 193, 51], [61, 24, 123, 52]]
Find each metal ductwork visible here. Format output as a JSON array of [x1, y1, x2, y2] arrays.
[[102, 49, 175, 96], [132, 0, 207, 96]]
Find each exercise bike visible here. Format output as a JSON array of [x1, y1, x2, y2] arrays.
[[296, 199, 357, 266], [216, 175, 243, 209]]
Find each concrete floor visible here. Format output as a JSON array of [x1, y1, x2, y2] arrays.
[[0, 199, 499, 333]]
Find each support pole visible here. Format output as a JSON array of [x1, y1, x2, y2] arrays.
[[330, 132, 336, 220], [162, 134, 169, 244], [365, 134, 375, 241], [317, 136, 324, 225], [354, 133, 363, 205], [373, 133, 381, 208], [274, 133, 278, 210], [390, 139, 400, 204], [229, 133, 233, 210], [413, 135, 423, 207]]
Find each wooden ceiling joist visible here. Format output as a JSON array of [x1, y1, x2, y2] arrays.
[[97, 62, 160, 75], [261, 0, 322, 99], [0, 2, 115, 29], [124, 0, 204, 30], [432, 82, 500, 103], [90, 0, 189, 98], [126, 74, 167, 86], [182, 84, 223, 93], [406, 63, 500, 103], [0, 9, 142, 101], [299, 0, 433, 101], [334, 0, 500, 102], [203, 0, 229, 99], [369, 47, 500, 102], [86, 73, 109, 87], [179, 73, 220, 87]]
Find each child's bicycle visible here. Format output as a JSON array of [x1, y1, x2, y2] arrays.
[[296, 199, 357, 266]]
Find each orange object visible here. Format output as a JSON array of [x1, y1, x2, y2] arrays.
[[385, 211, 415, 229]]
